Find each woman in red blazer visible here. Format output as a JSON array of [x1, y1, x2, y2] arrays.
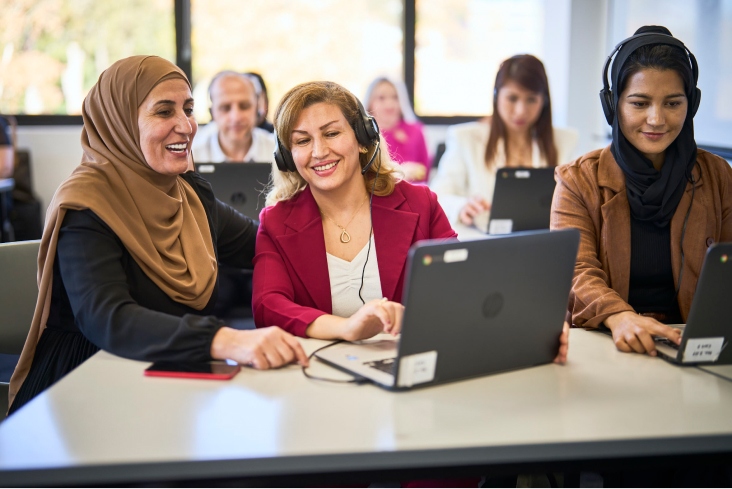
[[252, 81, 456, 341]]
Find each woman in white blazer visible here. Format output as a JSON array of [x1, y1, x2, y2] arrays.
[[431, 55, 578, 225]]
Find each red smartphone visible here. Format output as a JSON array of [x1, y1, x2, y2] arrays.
[[144, 361, 241, 380]]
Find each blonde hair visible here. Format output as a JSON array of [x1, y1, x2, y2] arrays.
[[363, 76, 418, 124], [266, 81, 402, 206]]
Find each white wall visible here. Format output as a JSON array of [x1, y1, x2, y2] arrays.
[[566, 0, 611, 156], [16, 126, 83, 220]]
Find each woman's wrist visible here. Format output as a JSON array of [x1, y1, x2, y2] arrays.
[[210, 326, 236, 359], [305, 315, 347, 340], [603, 310, 634, 331]]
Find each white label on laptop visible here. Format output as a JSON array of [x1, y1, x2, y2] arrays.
[[489, 219, 513, 235], [397, 351, 437, 387], [515, 170, 531, 178], [443, 248, 468, 263], [682, 337, 725, 363], [197, 164, 215, 173]]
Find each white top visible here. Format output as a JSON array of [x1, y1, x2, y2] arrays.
[[192, 122, 275, 163], [429, 121, 579, 224], [327, 235, 382, 317]]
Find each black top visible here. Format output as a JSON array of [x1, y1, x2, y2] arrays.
[[10, 172, 257, 413], [627, 216, 682, 323]]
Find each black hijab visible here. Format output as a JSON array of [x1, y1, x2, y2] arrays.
[[609, 26, 698, 227]]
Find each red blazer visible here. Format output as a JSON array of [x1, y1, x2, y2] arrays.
[[253, 181, 457, 337]]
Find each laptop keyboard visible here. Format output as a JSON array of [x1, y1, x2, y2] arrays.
[[656, 338, 680, 350], [365, 358, 396, 375]]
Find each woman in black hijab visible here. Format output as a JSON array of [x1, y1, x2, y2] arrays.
[[551, 26, 732, 355]]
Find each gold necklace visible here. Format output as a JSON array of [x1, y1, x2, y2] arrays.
[[320, 198, 368, 243]]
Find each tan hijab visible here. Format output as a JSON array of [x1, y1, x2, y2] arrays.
[[9, 56, 217, 406]]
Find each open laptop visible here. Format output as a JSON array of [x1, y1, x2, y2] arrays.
[[654, 242, 732, 365], [315, 229, 580, 390], [487, 167, 557, 235], [194, 163, 272, 219]]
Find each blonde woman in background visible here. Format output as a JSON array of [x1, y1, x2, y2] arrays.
[[364, 76, 431, 183]]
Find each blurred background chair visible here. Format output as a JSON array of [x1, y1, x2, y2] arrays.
[[9, 150, 43, 241], [0, 239, 40, 419]]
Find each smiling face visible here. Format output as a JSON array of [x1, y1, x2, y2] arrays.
[[618, 68, 688, 170], [369, 81, 401, 130], [209, 75, 258, 146], [137, 78, 197, 175], [289, 102, 363, 196], [495, 80, 544, 135]]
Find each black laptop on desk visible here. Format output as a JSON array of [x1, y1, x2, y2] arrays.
[[194, 163, 272, 219], [655, 242, 732, 365], [315, 229, 580, 390], [488, 167, 557, 235]]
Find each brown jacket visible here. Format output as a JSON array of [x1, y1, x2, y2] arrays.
[[551, 146, 732, 328]]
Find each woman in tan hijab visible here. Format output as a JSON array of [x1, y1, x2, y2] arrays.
[[8, 56, 307, 415]]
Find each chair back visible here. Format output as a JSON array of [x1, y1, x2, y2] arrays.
[[0, 240, 40, 355]]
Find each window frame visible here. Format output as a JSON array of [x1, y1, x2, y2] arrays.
[[9, 0, 482, 126]]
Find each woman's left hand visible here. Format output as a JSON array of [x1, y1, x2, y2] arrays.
[[553, 321, 570, 365], [341, 298, 405, 341]]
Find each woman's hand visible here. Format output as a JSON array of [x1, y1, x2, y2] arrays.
[[400, 162, 427, 182], [554, 321, 570, 364], [458, 196, 491, 226], [342, 298, 405, 342], [210, 326, 309, 369], [604, 311, 682, 356]]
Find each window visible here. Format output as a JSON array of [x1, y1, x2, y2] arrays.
[[0, 0, 175, 116], [190, 0, 403, 123], [414, 0, 545, 117]]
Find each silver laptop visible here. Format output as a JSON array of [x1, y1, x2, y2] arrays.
[[194, 163, 271, 219], [487, 167, 557, 235], [655, 242, 732, 365], [315, 229, 580, 390]]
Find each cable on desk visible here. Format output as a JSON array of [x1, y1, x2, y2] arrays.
[[301, 340, 368, 384]]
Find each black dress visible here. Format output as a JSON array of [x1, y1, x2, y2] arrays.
[[10, 172, 257, 414]]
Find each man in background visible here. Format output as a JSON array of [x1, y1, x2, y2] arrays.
[[192, 71, 275, 163]]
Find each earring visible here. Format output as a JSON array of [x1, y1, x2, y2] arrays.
[[359, 147, 369, 154]]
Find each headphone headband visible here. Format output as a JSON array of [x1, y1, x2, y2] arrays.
[[599, 31, 701, 125]]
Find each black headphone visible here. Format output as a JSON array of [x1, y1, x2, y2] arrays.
[[274, 99, 380, 173], [600, 31, 701, 125]]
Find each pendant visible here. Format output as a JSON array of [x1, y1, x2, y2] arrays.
[[340, 228, 351, 243]]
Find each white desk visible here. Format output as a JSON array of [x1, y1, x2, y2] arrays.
[[1, 330, 731, 486]]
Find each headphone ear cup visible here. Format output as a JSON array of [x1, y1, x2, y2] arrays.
[[273, 133, 296, 172], [354, 100, 380, 147], [599, 89, 615, 125]]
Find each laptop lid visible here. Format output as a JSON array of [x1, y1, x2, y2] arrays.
[[488, 167, 557, 234], [316, 229, 579, 390], [194, 163, 272, 219], [656, 242, 732, 365]]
